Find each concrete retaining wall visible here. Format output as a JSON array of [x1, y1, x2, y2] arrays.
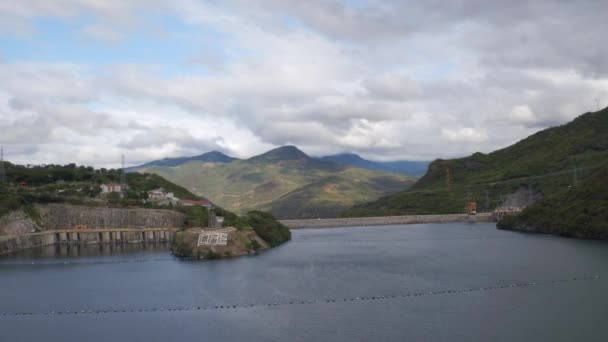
[[280, 213, 493, 229], [0, 204, 185, 256], [0, 233, 56, 256], [0, 229, 177, 256], [36, 204, 185, 230]]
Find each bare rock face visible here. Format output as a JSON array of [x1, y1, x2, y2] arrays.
[[0, 210, 40, 235], [499, 187, 543, 209], [35, 204, 186, 230]]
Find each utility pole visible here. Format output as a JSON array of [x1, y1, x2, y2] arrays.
[[485, 189, 490, 211], [572, 156, 578, 188], [0, 146, 6, 183], [464, 186, 472, 214], [594, 98, 601, 111], [120, 154, 127, 197], [120, 154, 127, 185], [527, 180, 533, 206]]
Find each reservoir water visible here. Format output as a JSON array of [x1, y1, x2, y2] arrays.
[[1, 222, 607, 341]]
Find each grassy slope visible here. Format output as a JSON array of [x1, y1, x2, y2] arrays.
[[343, 108, 608, 216], [267, 169, 414, 218], [497, 164, 608, 238], [140, 152, 415, 218]]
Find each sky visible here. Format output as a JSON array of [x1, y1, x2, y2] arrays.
[[1, 0, 607, 168]]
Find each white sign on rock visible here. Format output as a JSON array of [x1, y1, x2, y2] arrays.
[[197, 232, 228, 246]]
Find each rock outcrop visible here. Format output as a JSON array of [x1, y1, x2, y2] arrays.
[[0, 210, 39, 235], [171, 228, 269, 259]]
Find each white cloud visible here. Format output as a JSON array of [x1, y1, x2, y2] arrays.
[[1, 0, 608, 167], [509, 105, 536, 124], [441, 127, 488, 143]]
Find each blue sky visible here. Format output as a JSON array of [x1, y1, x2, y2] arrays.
[[0, 0, 606, 167], [1, 13, 231, 77]]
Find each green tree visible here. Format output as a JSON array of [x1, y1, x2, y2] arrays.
[[246, 211, 291, 247]]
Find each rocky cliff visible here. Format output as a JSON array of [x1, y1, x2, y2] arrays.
[[0, 204, 186, 235], [36, 204, 185, 230], [0, 210, 39, 235]]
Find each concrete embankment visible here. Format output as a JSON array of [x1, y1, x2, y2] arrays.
[[0, 204, 186, 256], [280, 213, 493, 229], [0, 233, 56, 256], [0, 228, 177, 256]]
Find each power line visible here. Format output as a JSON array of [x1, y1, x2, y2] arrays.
[[404, 162, 605, 196]]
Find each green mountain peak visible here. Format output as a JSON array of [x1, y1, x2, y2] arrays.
[[249, 145, 311, 163]]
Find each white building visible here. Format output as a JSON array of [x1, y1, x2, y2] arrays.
[[148, 188, 174, 199], [147, 188, 179, 205], [100, 183, 127, 193]]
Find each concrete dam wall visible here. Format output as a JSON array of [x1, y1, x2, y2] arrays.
[[0, 233, 56, 256], [0, 229, 176, 256], [0, 204, 186, 256], [281, 213, 493, 229]]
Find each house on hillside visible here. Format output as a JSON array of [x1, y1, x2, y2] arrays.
[[179, 199, 213, 208], [147, 188, 179, 205], [100, 183, 127, 193]]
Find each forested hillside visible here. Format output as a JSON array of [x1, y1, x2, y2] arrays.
[[0, 162, 203, 217], [343, 108, 608, 217]]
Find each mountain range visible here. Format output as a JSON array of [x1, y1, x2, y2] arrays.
[[129, 151, 428, 175], [131, 146, 416, 219], [343, 107, 608, 217], [318, 154, 429, 175], [126, 151, 238, 171]]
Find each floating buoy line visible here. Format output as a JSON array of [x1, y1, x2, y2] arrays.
[[290, 236, 522, 243], [0, 275, 601, 318]]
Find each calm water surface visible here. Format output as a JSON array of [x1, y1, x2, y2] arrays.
[[1, 222, 607, 341]]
